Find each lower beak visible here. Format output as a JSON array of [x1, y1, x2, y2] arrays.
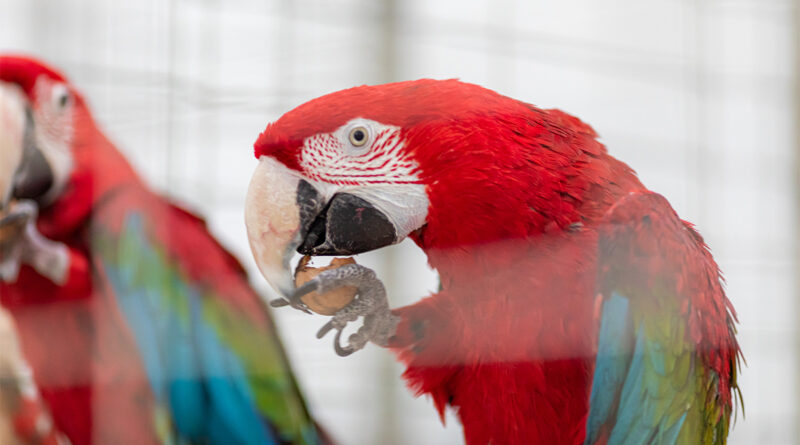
[[245, 156, 414, 297], [0, 83, 27, 208], [10, 114, 53, 203]]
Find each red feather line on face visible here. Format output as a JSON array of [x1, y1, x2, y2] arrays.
[[0, 55, 67, 100], [299, 124, 421, 186]]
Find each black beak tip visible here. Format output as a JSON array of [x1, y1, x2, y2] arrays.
[[12, 150, 54, 201], [12, 109, 54, 202]]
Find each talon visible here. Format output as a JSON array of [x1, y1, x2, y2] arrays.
[[290, 301, 312, 314], [333, 329, 356, 357], [317, 320, 335, 339], [291, 280, 320, 300], [271, 296, 311, 314], [269, 298, 290, 308], [285, 280, 321, 314]]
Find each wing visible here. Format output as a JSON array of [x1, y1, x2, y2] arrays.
[[91, 193, 323, 445], [584, 192, 741, 445]]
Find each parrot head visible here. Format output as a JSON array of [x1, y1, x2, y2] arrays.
[[0, 55, 78, 209], [0, 54, 136, 235], [246, 79, 586, 296]]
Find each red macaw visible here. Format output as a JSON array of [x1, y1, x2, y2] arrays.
[[244, 79, 742, 444], [0, 55, 327, 445]]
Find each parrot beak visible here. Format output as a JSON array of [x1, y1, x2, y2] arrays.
[[10, 118, 54, 205], [245, 156, 307, 297], [245, 155, 428, 297], [0, 81, 55, 207], [0, 83, 27, 209]]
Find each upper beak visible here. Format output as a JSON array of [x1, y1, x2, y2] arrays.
[[0, 83, 27, 208], [245, 156, 428, 297]]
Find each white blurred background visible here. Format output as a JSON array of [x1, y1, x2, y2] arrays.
[[1, 0, 795, 443]]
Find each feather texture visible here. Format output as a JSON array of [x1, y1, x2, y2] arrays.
[[0, 55, 326, 445], [586, 192, 741, 445], [253, 78, 742, 444], [92, 197, 321, 445]]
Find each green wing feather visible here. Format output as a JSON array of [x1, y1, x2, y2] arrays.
[[585, 192, 741, 445], [92, 203, 322, 445]]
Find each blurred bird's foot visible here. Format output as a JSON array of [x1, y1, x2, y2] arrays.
[[0, 200, 68, 284], [289, 263, 399, 356]]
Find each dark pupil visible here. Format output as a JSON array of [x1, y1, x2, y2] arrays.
[[58, 93, 69, 108], [353, 129, 365, 141]]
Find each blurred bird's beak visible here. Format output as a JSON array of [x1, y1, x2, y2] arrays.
[[0, 81, 55, 209], [245, 156, 428, 297], [0, 83, 27, 208]]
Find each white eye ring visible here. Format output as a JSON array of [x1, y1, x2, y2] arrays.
[[348, 126, 369, 147], [52, 84, 70, 109]]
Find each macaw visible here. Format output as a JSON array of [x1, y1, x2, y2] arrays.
[[0, 70, 67, 445], [243, 79, 742, 444], [0, 55, 328, 445]]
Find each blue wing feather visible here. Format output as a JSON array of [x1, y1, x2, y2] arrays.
[[98, 214, 277, 444], [609, 329, 653, 444], [585, 293, 632, 444], [586, 191, 737, 445], [585, 292, 689, 445]]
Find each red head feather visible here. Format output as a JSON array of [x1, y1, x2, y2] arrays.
[[0, 55, 67, 100], [257, 79, 622, 250], [254, 79, 530, 169], [0, 54, 137, 235]]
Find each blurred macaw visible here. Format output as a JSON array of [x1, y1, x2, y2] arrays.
[[244, 79, 742, 444], [0, 55, 327, 445]]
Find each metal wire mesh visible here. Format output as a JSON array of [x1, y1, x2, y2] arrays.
[[0, 0, 795, 443]]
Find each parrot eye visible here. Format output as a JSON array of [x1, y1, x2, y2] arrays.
[[348, 126, 369, 147], [58, 92, 69, 108], [52, 84, 71, 109]]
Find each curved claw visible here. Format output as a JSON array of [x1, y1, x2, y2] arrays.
[[291, 280, 319, 300], [283, 280, 322, 314], [317, 320, 359, 356], [270, 298, 290, 308], [333, 329, 357, 357], [317, 320, 335, 339], [270, 297, 311, 314]]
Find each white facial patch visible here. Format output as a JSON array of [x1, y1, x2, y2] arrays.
[[33, 78, 74, 204], [345, 184, 429, 241], [299, 118, 421, 186], [298, 117, 430, 242]]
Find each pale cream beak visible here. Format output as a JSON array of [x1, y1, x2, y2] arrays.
[[245, 154, 431, 299], [245, 156, 306, 297], [0, 83, 26, 208]]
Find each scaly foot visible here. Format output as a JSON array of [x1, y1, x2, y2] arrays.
[[273, 263, 399, 356]]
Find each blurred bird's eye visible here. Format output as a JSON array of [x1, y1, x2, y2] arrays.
[[58, 93, 69, 108], [52, 84, 70, 109], [348, 126, 369, 147]]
